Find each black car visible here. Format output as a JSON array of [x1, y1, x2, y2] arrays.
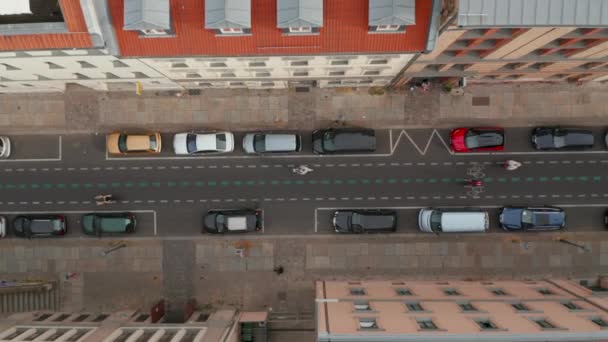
[[499, 206, 565, 231], [13, 215, 67, 238], [332, 209, 397, 233], [203, 209, 262, 234], [604, 209, 608, 228], [312, 128, 376, 154], [531, 127, 594, 150]]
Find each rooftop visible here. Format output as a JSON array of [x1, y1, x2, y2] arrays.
[[0, 0, 93, 51], [109, 0, 432, 57]]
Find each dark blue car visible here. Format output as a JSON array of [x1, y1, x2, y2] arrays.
[[499, 206, 565, 231]]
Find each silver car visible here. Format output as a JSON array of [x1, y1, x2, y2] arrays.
[[0, 136, 10, 158], [242, 132, 301, 154], [0, 216, 6, 238]]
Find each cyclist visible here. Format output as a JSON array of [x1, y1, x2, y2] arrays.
[[468, 179, 483, 187]]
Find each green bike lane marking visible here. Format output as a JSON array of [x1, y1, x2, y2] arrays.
[[0, 175, 604, 191]]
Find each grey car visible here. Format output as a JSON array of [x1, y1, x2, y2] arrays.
[[531, 127, 594, 150], [499, 206, 565, 231], [242, 133, 301, 154]]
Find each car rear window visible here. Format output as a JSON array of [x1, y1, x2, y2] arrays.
[[100, 217, 130, 232], [254, 134, 266, 152], [186, 134, 197, 153], [216, 134, 227, 150], [118, 134, 128, 152], [149, 135, 158, 150]]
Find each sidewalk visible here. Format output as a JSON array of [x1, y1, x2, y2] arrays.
[[1, 82, 608, 134], [1, 233, 606, 314]]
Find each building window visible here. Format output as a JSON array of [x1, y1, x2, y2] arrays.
[[562, 302, 582, 311], [73, 314, 90, 322], [376, 24, 400, 31], [171, 63, 188, 68], [220, 27, 243, 34], [350, 287, 366, 296], [358, 318, 378, 330], [354, 300, 371, 311], [230, 82, 245, 86], [329, 71, 345, 76], [364, 70, 381, 76], [210, 62, 228, 68], [77, 61, 96, 68], [198, 82, 213, 87], [54, 314, 71, 322], [112, 60, 129, 68], [532, 318, 558, 329], [33, 313, 53, 322], [132, 72, 149, 78], [22, 83, 34, 87], [220, 72, 236, 78], [370, 59, 388, 65], [490, 288, 508, 296], [73, 73, 90, 80], [443, 288, 460, 296], [327, 80, 341, 85], [186, 73, 201, 78], [93, 314, 109, 322], [104, 72, 119, 79], [1, 63, 19, 71], [417, 318, 438, 330], [331, 60, 349, 66], [45, 62, 64, 69], [475, 319, 499, 330], [511, 302, 530, 312], [359, 80, 373, 84], [293, 71, 309, 77], [260, 82, 275, 87], [591, 317, 608, 328], [291, 60, 309, 66], [141, 29, 168, 36], [256, 72, 271, 77], [249, 61, 266, 67], [459, 302, 477, 312], [537, 288, 554, 295], [289, 26, 312, 33], [395, 288, 413, 296], [405, 302, 424, 312]]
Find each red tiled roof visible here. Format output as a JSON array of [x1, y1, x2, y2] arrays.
[[0, 0, 92, 51], [110, 0, 431, 57]]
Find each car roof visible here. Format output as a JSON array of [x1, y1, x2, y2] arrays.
[[227, 216, 248, 230], [126, 135, 152, 150], [196, 134, 218, 150], [264, 134, 296, 151]]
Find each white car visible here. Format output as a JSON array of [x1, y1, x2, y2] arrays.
[[0, 216, 6, 238], [0, 136, 10, 158], [173, 132, 234, 155]]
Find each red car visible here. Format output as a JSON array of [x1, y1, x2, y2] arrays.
[[450, 127, 505, 152]]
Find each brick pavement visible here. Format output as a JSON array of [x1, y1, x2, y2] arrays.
[[1, 82, 608, 134], [1, 233, 607, 314]]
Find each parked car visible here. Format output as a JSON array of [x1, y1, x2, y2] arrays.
[[499, 206, 565, 231], [203, 209, 262, 234], [604, 209, 608, 228], [106, 132, 162, 155], [242, 132, 301, 154], [13, 215, 67, 238], [605, 131, 608, 149], [0, 136, 10, 158], [312, 128, 376, 154], [0, 216, 6, 238], [173, 132, 234, 155], [418, 208, 489, 233], [531, 127, 594, 150], [81, 213, 136, 236], [332, 209, 397, 233], [450, 127, 504, 152]]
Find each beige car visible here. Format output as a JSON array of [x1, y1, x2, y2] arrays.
[[106, 132, 162, 155]]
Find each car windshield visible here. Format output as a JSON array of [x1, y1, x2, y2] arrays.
[[521, 210, 534, 224], [322, 132, 336, 151], [216, 134, 226, 150], [465, 130, 502, 149], [118, 134, 128, 152], [430, 211, 442, 232], [553, 135, 566, 148], [186, 134, 198, 153], [253, 135, 266, 152], [215, 214, 226, 232], [149, 135, 157, 150]]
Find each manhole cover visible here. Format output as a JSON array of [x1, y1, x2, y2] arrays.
[[472, 96, 490, 106], [295, 87, 310, 92]]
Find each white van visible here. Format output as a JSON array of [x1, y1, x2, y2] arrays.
[[418, 208, 489, 233]]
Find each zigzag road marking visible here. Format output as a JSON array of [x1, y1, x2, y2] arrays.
[[390, 129, 452, 156]]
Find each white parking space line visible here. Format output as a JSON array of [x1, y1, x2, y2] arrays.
[[0, 136, 62, 162], [0, 209, 157, 235]]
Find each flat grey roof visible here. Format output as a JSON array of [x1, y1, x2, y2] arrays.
[[277, 0, 323, 28], [205, 0, 251, 29], [458, 0, 608, 27], [369, 0, 416, 26], [123, 0, 170, 31]]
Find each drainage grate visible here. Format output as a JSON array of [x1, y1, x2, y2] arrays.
[[472, 96, 490, 106]]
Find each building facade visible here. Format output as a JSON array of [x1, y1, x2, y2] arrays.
[[316, 278, 608, 341], [393, 0, 608, 87], [0, 0, 435, 93], [0, 308, 267, 342]]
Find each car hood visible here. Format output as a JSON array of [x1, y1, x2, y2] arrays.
[[333, 212, 350, 232], [173, 133, 189, 154], [203, 213, 219, 233], [532, 133, 554, 149], [242, 134, 255, 153], [450, 129, 467, 151], [500, 208, 523, 229]]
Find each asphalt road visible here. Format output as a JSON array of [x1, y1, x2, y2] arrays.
[[1, 127, 607, 238]]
